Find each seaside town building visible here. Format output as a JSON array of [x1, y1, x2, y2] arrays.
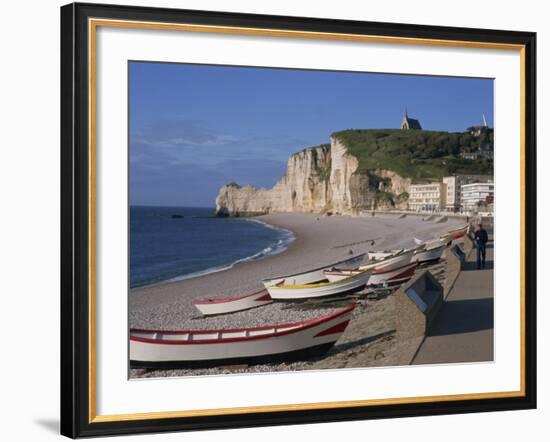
[[442, 175, 493, 211], [460, 181, 494, 210], [408, 182, 446, 211], [400, 109, 422, 130]]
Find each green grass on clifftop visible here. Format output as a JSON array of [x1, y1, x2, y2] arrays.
[[333, 129, 493, 181]]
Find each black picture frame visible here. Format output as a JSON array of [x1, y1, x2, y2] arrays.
[[61, 2, 537, 438]]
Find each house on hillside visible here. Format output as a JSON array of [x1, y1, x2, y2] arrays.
[[468, 114, 489, 136]]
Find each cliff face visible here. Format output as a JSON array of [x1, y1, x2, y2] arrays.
[[215, 137, 409, 216]]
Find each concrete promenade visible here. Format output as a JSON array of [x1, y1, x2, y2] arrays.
[[412, 237, 494, 365]]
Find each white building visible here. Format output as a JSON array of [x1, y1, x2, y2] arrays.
[[460, 181, 494, 210], [408, 182, 446, 212], [443, 175, 493, 211]]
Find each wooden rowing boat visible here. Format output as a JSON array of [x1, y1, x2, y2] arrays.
[[265, 269, 372, 300], [193, 288, 272, 316], [440, 224, 469, 241], [413, 242, 446, 263], [359, 249, 414, 272], [262, 253, 366, 287], [130, 304, 356, 367], [325, 261, 418, 286], [367, 249, 404, 261]]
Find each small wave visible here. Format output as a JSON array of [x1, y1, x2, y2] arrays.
[[166, 222, 295, 284]]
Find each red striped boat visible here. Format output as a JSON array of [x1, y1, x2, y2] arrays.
[[359, 249, 414, 273], [324, 261, 418, 287], [440, 224, 469, 241], [413, 242, 446, 263], [262, 253, 366, 287], [193, 288, 272, 316], [130, 304, 355, 367]]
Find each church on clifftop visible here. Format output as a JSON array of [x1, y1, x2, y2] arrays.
[[400, 109, 422, 130]]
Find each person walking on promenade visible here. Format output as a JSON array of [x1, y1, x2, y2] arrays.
[[474, 223, 489, 269]]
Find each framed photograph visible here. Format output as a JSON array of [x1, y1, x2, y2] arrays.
[[60, 2, 536, 438]]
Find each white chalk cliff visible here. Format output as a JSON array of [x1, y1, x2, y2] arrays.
[[215, 136, 410, 216]]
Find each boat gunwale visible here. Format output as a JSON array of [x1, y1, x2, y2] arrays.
[[129, 304, 355, 345], [261, 253, 366, 283], [369, 261, 417, 275], [359, 251, 414, 271], [415, 243, 446, 253], [193, 288, 269, 305], [270, 269, 372, 289], [329, 261, 416, 277]]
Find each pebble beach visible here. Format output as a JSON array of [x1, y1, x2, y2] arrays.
[[129, 212, 465, 379]]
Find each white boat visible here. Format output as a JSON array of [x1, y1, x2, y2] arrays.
[[367, 249, 404, 261], [413, 243, 446, 263], [193, 288, 272, 316], [325, 261, 417, 286], [415, 233, 455, 248], [129, 304, 356, 367], [359, 249, 415, 272], [265, 269, 372, 300], [262, 253, 366, 287]]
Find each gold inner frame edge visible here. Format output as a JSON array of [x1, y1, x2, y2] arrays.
[[87, 17, 527, 424]]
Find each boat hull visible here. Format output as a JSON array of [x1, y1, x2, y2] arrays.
[[440, 225, 469, 241], [369, 262, 417, 286], [130, 305, 355, 367], [413, 244, 446, 263], [193, 289, 272, 316], [266, 270, 371, 300], [367, 250, 402, 261], [359, 250, 414, 273], [130, 342, 335, 369], [326, 262, 417, 286], [262, 253, 365, 287]]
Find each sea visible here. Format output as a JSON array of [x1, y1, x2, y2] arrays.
[[130, 206, 294, 288]]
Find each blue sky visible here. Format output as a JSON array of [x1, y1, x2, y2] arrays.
[[130, 62, 493, 207]]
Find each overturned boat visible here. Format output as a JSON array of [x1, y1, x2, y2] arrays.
[[265, 269, 371, 300], [262, 253, 366, 287], [130, 304, 356, 367], [325, 261, 417, 286], [193, 288, 272, 316]]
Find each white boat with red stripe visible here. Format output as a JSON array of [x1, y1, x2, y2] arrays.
[[359, 249, 414, 272], [193, 288, 272, 316], [366, 246, 423, 262], [265, 269, 372, 300], [415, 225, 468, 247], [413, 241, 446, 263], [130, 304, 355, 367], [262, 253, 366, 287], [324, 261, 417, 286], [440, 224, 469, 241]]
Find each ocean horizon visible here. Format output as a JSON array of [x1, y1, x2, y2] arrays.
[[129, 206, 294, 288]]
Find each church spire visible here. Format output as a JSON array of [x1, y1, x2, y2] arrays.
[[482, 113, 488, 127]]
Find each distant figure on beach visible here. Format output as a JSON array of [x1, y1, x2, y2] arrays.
[[474, 223, 489, 269]]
